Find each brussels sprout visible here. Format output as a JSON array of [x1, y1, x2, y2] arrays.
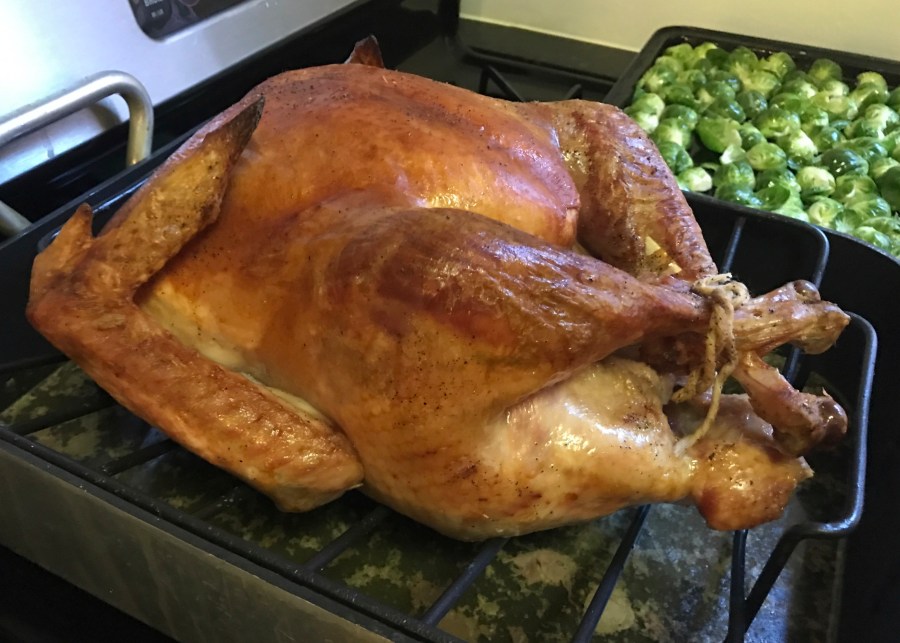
[[781, 78, 819, 100], [627, 110, 660, 133], [832, 174, 879, 204], [639, 64, 678, 93], [745, 141, 787, 171], [850, 82, 889, 110], [754, 106, 801, 139], [807, 197, 845, 227], [887, 87, 900, 111], [736, 90, 768, 120], [724, 46, 759, 83], [783, 69, 814, 85], [818, 78, 850, 98], [653, 55, 685, 74], [854, 226, 894, 252], [708, 69, 743, 93], [696, 117, 742, 153], [742, 70, 781, 99], [856, 71, 888, 90], [704, 45, 729, 68], [677, 166, 714, 192], [630, 92, 667, 116], [759, 51, 796, 80], [777, 129, 818, 167], [678, 68, 708, 92], [656, 140, 694, 174], [874, 165, 900, 210], [739, 122, 766, 150], [652, 118, 693, 148], [882, 130, 900, 156], [800, 106, 830, 134], [756, 184, 809, 220], [705, 96, 746, 122], [659, 83, 700, 109], [720, 143, 747, 165], [796, 166, 836, 200], [808, 58, 843, 86], [661, 104, 701, 130], [664, 43, 696, 62], [714, 184, 763, 208], [697, 79, 737, 108], [869, 156, 900, 181], [820, 147, 870, 177], [809, 125, 843, 152], [842, 137, 889, 165], [812, 93, 859, 121], [769, 92, 809, 114], [713, 159, 756, 189], [845, 196, 892, 220], [862, 103, 900, 133], [844, 118, 884, 140], [755, 167, 800, 193]]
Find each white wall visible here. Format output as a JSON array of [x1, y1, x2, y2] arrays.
[[461, 0, 900, 62]]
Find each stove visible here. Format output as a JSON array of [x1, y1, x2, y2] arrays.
[[0, 2, 896, 642]]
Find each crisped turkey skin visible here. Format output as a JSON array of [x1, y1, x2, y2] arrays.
[[28, 55, 848, 539]]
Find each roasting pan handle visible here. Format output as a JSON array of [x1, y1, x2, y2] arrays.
[[0, 71, 155, 237]]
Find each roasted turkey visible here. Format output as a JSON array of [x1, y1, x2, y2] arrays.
[[27, 40, 850, 540]]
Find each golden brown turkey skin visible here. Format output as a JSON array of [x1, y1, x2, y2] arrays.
[[28, 60, 848, 539]]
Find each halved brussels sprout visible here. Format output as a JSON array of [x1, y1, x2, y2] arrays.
[[661, 103, 701, 130], [754, 106, 801, 139], [705, 96, 746, 122], [630, 92, 666, 116], [778, 129, 818, 167], [850, 82, 889, 111], [845, 196, 892, 221], [807, 197, 845, 228], [739, 122, 766, 150], [714, 184, 763, 208], [742, 70, 781, 99], [842, 137, 889, 166], [696, 117, 742, 153], [820, 147, 870, 177], [756, 184, 809, 220], [659, 83, 700, 109], [737, 90, 769, 121], [713, 159, 756, 189], [677, 166, 714, 192], [818, 78, 850, 98], [796, 166, 836, 201], [755, 167, 800, 193], [832, 174, 879, 205], [811, 93, 859, 121], [639, 64, 679, 93], [759, 51, 796, 80], [747, 141, 788, 171], [874, 165, 900, 210], [869, 156, 900, 181], [652, 118, 693, 148], [780, 78, 819, 100], [626, 110, 659, 133], [656, 140, 694, 174], [809, 125, 843, 152], [800, 106, 831, 134], [808, 59, 843, 86]]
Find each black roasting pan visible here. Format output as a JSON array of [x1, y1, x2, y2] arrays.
[[0, 44, 896, 639]]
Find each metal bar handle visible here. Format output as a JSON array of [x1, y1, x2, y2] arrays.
[[0, 70, 155, 237]]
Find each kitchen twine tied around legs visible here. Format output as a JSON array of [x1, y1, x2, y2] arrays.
[[674, 273, 750, 454]]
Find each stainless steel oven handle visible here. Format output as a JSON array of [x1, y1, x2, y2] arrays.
[[0, 71, 155, 237]]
